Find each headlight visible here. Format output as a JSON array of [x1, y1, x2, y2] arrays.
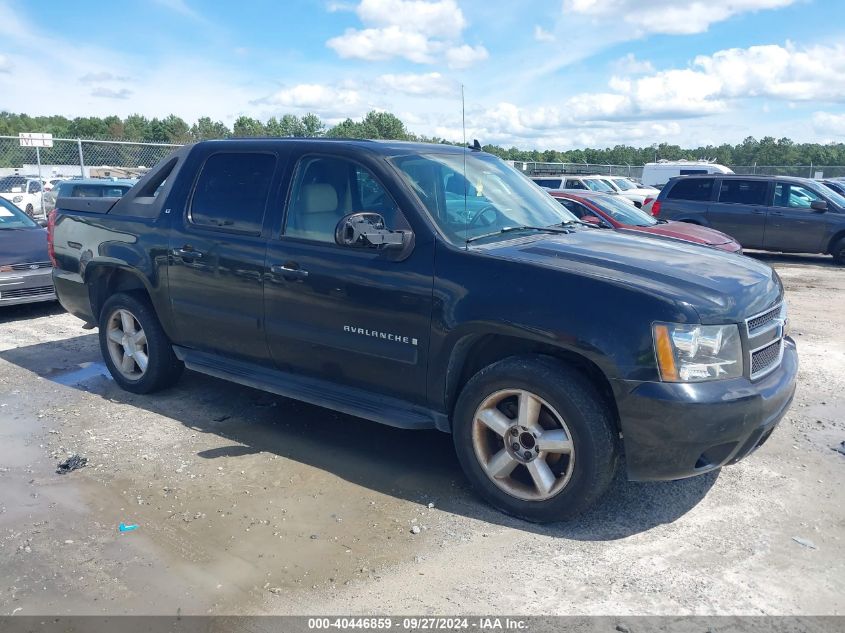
[[12, 196, 23, 203], [653, 322, 743, 382]]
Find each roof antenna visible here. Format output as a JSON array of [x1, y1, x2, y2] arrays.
[[462, 84, 469, 249]]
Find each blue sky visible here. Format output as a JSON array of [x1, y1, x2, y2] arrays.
[[1, 0, 844, 148]]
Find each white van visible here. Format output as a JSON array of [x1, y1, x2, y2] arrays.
[[641, 161, 734, 188]]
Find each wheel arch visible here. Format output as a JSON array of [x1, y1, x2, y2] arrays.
[[443, 332, 620, 434], [826, 229, 845, 255], [85, 264, 153, 321]]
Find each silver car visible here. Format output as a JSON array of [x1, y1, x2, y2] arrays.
[[0, 197, 55, 306]]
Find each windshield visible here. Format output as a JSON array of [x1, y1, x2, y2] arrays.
[[611, 178, 636, 191], [591, 194, 658, 227], [0, 177, 26, 193], [808, 180, 845, 208], [391, 152, 577, 244], [583, 179, 614, 193], [0, 197, 38, 229]]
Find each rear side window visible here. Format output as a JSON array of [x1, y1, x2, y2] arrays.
[[565, 179, 587, 190], [71, 185, 105, 198], [717, 179, 768, 205], [667, 178, 714, 201], [190, 152, 276, 234]]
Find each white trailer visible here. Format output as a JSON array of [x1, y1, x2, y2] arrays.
[[641, 160, 733, 188]]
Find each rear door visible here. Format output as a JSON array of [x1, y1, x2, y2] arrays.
[[263, 151, 434, 405], [167, 148, 283, 363], [707, 178, 770, 248], [662, 177, 714, 222], [764, 182, 829, 253]]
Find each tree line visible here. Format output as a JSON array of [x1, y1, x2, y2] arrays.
[[2, 110, 844, 166]]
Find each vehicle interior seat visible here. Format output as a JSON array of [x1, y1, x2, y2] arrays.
[[290, 182, 342, 241]]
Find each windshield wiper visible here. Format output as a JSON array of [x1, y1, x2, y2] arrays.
[[465, 225, 572, 244]]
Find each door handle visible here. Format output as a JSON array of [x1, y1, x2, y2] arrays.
[[751, 209, 766, 215], [271, 263, 309, 280], [172, 246, 204, 259]]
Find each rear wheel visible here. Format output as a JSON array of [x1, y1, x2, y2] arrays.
[[833, 237, 845, 265], [452, 356, 618, 522], [99, 293, 183, 393]]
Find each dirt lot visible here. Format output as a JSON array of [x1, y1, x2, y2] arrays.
[[0, 253, 843, 616]]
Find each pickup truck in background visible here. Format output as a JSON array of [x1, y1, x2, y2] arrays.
[[50, 139, 797, 522]]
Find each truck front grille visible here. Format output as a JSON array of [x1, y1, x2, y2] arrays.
[[745, 302, 786, 380], [751, 340, 782, 376], [747, 305, 781, 332]]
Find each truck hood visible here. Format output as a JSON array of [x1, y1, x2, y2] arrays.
[[0, 227, 49, 266], [478, 229, 781, 323]]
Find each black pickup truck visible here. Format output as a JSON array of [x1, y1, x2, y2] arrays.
[[50, 139, 797, 522]]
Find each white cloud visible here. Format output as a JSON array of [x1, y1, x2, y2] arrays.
[[79, 71, 130, 84], [328, 26, 436, 63], [0, 53, 11, 73], [326, 0, 487, 68], [376, 72, 458, 96], [533, 26, 555, 42], [91, 87, 132, 99], [262, 84, 361, 110], [813, 112, 845, 137], [613, 53, 654, 74], [445, 44, 489, 69], [355, 0, 465, 39], [563, 0, 798, 36]]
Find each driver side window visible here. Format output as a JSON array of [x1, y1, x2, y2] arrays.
[[284, 156, 402, 243]]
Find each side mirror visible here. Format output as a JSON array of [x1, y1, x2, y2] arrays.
[[582, 215, 602, 225], [810, 200, 828, 213], [335, 212, 409, 250]]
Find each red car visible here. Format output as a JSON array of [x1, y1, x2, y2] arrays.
[[551, 191, 742, 253]]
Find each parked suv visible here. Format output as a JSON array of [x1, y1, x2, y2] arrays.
[[51, 140, 797, 522], [654, 175, 845, 264]]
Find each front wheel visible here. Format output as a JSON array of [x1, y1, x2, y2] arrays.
[[833, 237, 845, 265], [452, 356, 618, 522], [99, 293, 183, 394]]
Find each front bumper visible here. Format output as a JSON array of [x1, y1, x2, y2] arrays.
[[614, 337, 797, 481], [0, 268, 56, 306]]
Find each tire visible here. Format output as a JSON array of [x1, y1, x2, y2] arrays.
[[833, 238, 845, 266], [452, 355, 618, 522], [98, 292, 183, 394]]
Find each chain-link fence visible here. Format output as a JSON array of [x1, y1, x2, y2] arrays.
[[514, 162, 645, 178], [0, 136, 182, 179], [513, 161, 845, 180], [0, 136, 182, 218]]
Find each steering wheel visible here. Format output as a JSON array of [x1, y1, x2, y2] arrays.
[[467, 205, 500, 229]]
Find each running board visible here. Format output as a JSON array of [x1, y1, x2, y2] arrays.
[[173, 346, 447, 432]]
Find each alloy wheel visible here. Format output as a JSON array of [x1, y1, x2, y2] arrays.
[[105, 308, 149, 380], [471, 389, 575, 501]]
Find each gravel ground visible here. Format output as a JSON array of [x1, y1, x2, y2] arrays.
[[0, 252, 842, 616]]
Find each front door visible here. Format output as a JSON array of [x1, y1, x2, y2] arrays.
[[707, 178, 770, 248], [167, 150, 281, 363], [263, 153, 434, 405], [764, 182, 829, 253]]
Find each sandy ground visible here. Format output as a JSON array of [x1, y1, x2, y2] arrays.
[[0, 252, 843, 617]]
